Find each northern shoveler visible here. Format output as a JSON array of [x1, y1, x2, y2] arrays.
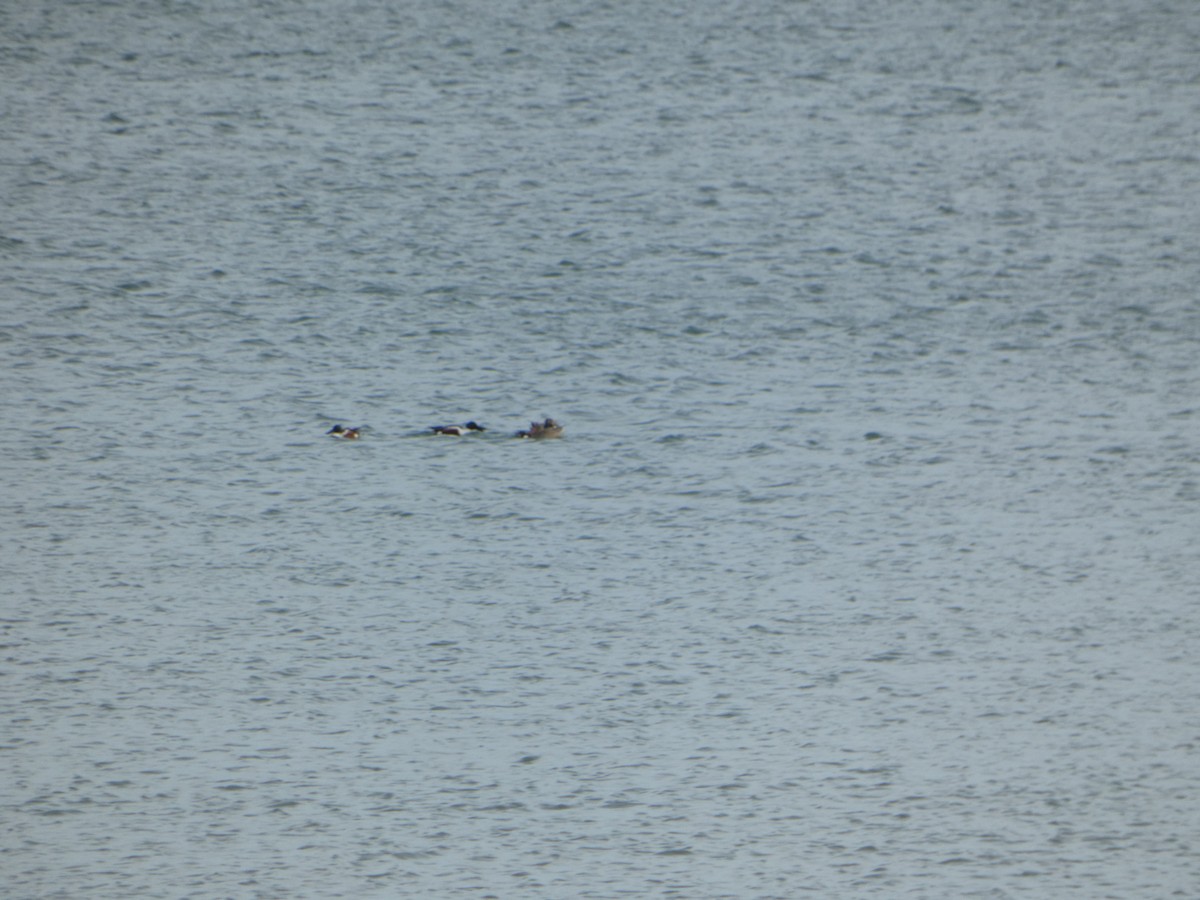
[[431, 421, 486, 436], [327, 424, 362, 440], [516, 418, 564, 439]]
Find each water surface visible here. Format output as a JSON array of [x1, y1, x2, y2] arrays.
[[3, 1, 1198, 897]]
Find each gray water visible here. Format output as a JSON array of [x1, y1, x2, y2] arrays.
[[3, 1, 1199, 897]]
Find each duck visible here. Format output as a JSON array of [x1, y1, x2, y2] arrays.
[[516, 418, 564, 439], [431, 421, 486, 436], [326, 424, 362, 440]]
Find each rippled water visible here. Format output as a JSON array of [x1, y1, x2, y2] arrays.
[[3, 1, 1199, 897]]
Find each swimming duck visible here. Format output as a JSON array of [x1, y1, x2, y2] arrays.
[[327, 424, 362, 440], [431, 421, 486, 436], [516, 418, 564, 439]]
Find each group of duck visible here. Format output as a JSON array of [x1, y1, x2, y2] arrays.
[[326, 417, 563, 441]]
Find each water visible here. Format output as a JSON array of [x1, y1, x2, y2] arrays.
[[3, 1, 1199, 897]]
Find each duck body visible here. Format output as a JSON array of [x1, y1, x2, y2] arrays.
[[431, 421, 486, 436], [516, 418, 564, 439], [327, 424, 362, 440]]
